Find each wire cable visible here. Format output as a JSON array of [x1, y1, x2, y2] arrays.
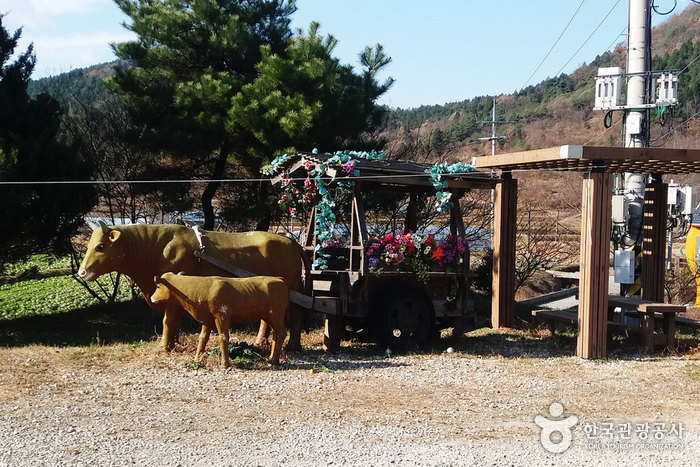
[[553, 0, 624, 78], [521, 0, 587, 89], [679, 51, 700, 75], [652, 0, 677, 16]]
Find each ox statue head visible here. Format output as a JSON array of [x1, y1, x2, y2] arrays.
[[151, 275, 171, 304], [77, 221, 124, 281]]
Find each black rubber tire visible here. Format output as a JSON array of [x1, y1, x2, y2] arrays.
[[371, 284, 435, 349]]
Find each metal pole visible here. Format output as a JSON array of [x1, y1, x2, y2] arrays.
[[624, 0, 650, 215], [491, 98, 497, 156], [623, 0, 650, 287]]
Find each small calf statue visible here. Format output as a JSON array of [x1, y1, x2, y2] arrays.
[[151, 273, 289, 366]]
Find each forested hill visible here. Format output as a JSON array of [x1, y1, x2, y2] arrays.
[[27, 5, 700, 163], [27, 60, 122, 102], [384, 4, 700, 162]]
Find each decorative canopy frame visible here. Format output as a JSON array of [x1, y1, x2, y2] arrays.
[[273, 152, 497, 191], [476, 145, 700, 358]]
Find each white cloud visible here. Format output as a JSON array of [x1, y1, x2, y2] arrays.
[[2, 0, 134, 78], [3, 0, 112, 27]]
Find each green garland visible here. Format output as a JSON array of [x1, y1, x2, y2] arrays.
[[425, 161, 476, 213], [264, 153, 474, 269], [262, 149, 385, 270]]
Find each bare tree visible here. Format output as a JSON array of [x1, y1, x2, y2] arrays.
[[514, 203, 577, 291]]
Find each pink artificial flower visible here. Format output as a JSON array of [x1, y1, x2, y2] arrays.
[[341, 160, 356, 173]]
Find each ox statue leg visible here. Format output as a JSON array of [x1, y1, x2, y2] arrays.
[[196, 324, 212, 361], [162, 305, 185, 351], [285, 304, 303, 351], [254, 321, 270, 348]]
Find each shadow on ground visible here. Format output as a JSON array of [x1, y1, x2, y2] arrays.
[[2, 301, 698, 363], [0, 299, 201, 347]]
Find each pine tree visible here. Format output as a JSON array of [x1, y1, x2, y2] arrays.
[[110, 1, 392, 229], [0, 15, 97, 269]]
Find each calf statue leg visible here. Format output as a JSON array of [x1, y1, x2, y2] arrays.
[[196, 324, 211, 361], [162, 305, 185, 351], [213, 317, 230, 368], [269, 320, 287, 365]]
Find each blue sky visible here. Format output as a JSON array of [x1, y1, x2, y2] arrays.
[[2, 0, 693, 109]]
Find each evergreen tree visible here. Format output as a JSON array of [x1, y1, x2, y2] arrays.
[[0, 15, 97, 270], [110, 0, 392, 229]]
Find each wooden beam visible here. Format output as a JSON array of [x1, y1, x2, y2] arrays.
[[476, 145, 583, 169], [641, 175, 668, 302], [475, 145, 700, 174], [491, 176, 517, 328], [576, 170, 613, 359], [194, 251, 315, 309]]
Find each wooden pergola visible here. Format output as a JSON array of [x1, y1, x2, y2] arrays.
[[475, 145, 700, 359]]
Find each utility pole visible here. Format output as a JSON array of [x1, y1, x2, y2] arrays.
[[623, 0, 651, 251], [595, 0, 681, 299], [478, 97, 515, 155]]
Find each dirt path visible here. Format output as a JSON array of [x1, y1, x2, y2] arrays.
[[1, 331, 699, 466]]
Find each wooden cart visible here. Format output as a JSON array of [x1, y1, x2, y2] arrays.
[[202, 152, 498, 350]]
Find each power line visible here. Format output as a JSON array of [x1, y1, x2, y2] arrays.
[[679, 51, 700, 75], [554, 0, 624, 77], [521, 0, 587, 89], [0, 173, 487, 186]]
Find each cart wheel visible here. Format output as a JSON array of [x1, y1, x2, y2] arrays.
[[372, 285, 434, 349]]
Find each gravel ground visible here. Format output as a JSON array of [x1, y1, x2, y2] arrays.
[[1, 332, 699, 466]]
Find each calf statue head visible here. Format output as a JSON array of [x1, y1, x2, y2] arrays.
[[77, 221, 124, 281], [151, 276, 171, 304]]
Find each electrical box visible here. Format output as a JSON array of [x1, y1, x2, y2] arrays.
[[594, 67, 623, 110], [614, 250, 635, 284], [682, 186, 696, 216], [695, 237, 700, 274], [656, 72, 679, 106], [626, 112, 643, 135], [611, 194, 628, 224], [668, 182, 680, 208]]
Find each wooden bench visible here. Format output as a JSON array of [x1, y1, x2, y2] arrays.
[[531, 309, 627, 335], [608, 296, 685, 352]]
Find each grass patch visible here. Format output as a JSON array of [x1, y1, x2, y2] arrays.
[[0, 274, 132, 321], [1, 254, 72, 276], [207, 341, 263, 369], [310, 363, 335, 373], [184, 360, 206, 370], [0, 299, 192, 347]]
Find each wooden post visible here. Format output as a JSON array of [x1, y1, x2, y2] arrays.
[[323, 315, 343, 351], [577, 169, 612, 359], [641, 174, 668, 302], [304, 207, 317, 265], [404, 190, 418, 233], [492, 175, 517, 328], [350, 189, 369, 273]]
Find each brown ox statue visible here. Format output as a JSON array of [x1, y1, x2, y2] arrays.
[[151, 273, 289, 366], [77, 223, 309, 350]]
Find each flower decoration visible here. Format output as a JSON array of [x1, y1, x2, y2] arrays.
[[364, 231, 468, 279]]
